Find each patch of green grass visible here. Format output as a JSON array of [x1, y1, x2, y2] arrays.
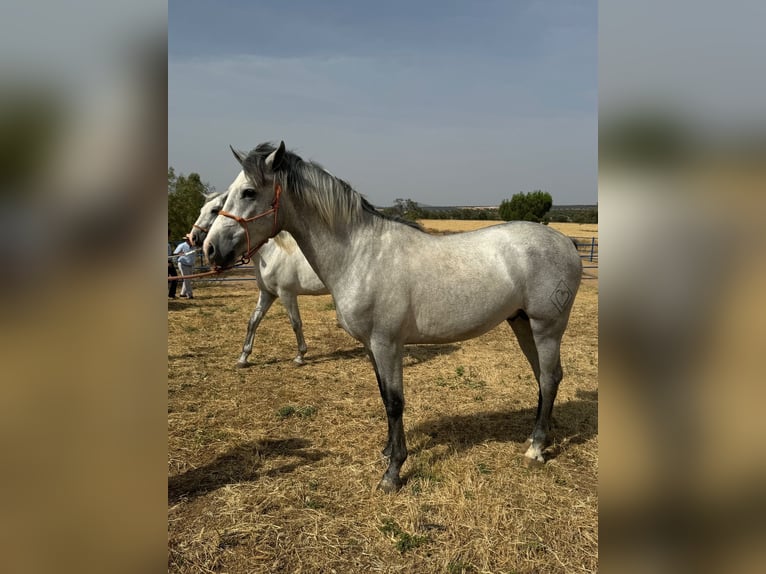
[[409, 459, 443, 487], [444, 366, 487, 392], [447, 560, 477, 574], [464, 379, 486, 390], [193, 427, 229, 445], [277, 405, 296, 419], [277, 405, 317, 419], [379, 518, 429, 554], [297, 405, 317, 417], [304, 497, 324, 510], [395, 531, 429, 553], [477, 462, 492, 475]]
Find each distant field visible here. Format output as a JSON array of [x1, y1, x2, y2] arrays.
[[418, 219, 599, 239]]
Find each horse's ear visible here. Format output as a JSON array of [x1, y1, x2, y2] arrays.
[[265, 140, 286, 171], [230, 145, 247, 166]]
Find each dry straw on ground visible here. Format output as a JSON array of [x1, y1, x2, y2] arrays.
[[168, 221, 598, 573]]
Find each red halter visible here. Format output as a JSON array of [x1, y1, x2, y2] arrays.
[[217, 181, 282, 266]]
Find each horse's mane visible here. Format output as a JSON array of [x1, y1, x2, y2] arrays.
[[244, 142, 424, 232]]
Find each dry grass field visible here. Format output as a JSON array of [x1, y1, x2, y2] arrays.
[[418, 220, 598, 239], [168, 221, 598, 573]]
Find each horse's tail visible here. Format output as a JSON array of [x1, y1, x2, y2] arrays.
[[571, 237, 579, 249]]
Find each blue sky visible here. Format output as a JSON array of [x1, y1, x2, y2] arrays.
[[169, 0, 596, 206]]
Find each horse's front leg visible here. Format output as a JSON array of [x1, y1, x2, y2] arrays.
[[236, 290, 276, 367], [369, 340, 406, 493], [280, 291, 308, 365], [367, 349, 393, 458]]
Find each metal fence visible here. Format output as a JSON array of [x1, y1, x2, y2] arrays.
[[571, 236, 598, 278], [572, 236, 598, 263]]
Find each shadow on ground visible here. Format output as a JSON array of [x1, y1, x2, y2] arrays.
[[168, 438, 327, 503], [404, 344, 461, 365], [257, 343, 462, 367], [408, 394, 597, 467]]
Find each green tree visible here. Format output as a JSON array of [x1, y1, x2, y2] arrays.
[[168, 169, 212, 240], [498, 190, 553, 222], [387, 198, 424, 221]]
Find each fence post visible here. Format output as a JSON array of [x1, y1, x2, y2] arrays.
[[589, 237, 595, 262]]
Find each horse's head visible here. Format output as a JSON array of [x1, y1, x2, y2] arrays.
[[203, 142, 286, 268], [190, 192, 227, 247]]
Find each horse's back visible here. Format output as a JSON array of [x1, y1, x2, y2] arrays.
[[376, 222, 581, 344], [412, 221, 580, 284]]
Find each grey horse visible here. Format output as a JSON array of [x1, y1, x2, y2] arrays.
[[204, 142, 582, 492], [190, 184, 328, 366]]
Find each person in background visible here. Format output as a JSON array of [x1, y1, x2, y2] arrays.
[[173, 234, 196, 299], [168, 229, 179, 299]]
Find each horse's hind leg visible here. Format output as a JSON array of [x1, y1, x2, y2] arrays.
[[508, 314, 541, 445], [508, 313, 562, 462], [237, 290, 276, 367], [280, 291, 308, 365], [525, 319, 564, 464], [508, 313, 541, 382]]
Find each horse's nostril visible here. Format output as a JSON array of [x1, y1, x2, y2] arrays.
[[205, 243, 215, 261]]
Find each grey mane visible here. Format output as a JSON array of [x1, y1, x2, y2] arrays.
[[243, 142, 423, 232]]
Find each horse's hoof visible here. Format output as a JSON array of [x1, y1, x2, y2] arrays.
[[236, 360, 250, 369], [293, 356, 306, 366], [523, 441, 546, 467], [523, 456, 545, 469], [377, 477, 402, 493]]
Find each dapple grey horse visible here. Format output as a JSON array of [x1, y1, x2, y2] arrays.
[[190, 181, 328, 366], [204, 142, 582, 492]]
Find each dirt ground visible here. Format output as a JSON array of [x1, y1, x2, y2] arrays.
[[168, 221, 598, 573]]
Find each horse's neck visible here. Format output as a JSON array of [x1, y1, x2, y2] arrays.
[[282, 202, 374, 290]]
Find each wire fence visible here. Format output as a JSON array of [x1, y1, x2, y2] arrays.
[[571, 236, 598, 279]]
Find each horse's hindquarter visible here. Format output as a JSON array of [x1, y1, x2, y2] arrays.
[[400, 223, 581, 343]]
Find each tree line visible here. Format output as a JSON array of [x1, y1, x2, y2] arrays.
[[381, 192, 597, 224], [167, 168, 596, 238]]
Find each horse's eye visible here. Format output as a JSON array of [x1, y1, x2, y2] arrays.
[[242, 188, 256, 199], [212, 208, 220, 215]]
